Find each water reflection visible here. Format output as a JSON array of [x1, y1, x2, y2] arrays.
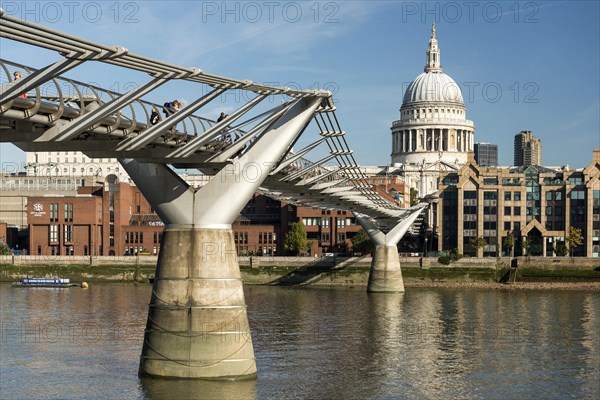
[[140, 377, 257, 400], [1, 284, 598, 399]]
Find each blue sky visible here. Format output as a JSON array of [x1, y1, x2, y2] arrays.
[[1, 0, 599, 169]]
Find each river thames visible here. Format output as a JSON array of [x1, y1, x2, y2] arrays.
[[1, 283, 598, 399]]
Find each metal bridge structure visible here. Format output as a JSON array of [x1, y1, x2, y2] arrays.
[[0, 9, 428, 379]]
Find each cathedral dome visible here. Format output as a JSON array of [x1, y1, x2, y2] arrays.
[[390, 22, 475, 173], [402, 72, 463, 105]]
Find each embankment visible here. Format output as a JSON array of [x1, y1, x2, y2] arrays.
[[1, 255, 599, 288]]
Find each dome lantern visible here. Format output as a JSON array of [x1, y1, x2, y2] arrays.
[[424, 21, 442, 73]]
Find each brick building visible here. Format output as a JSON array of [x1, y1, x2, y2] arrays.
[[0, 222, 8, 248], [22, 170, 410, 257], [232, 194, 364, 257], [28, 175, 163, 256]]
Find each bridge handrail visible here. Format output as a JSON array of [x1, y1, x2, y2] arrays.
[[0, 8, 330, 100], [0, 58, 251, 150]]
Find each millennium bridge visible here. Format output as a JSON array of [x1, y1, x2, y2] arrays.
[[0, 9, 429, 379]]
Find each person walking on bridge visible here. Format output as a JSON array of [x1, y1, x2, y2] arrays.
[[13, 71, 28, 98]]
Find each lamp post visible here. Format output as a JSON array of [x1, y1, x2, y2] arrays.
[[424, 237, 428, 257]]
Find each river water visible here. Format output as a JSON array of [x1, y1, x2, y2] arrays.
[[0, 283, 598, 399]]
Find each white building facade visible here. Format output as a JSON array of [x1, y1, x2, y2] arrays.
[[25, 151, 124, 179]]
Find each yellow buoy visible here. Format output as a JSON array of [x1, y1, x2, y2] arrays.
[[81, 282, 89, 289]]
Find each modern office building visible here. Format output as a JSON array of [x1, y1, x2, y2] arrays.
[[474, 142, 498, 167], [436, 150, 600, 258], [514, 130, 542, 166]]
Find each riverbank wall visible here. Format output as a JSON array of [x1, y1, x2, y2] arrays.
[[1, 255, 599, 286]]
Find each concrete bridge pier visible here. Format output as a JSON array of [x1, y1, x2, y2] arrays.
[[119, 97, 322, 379], [357, 207, 425, 293], [140, 226, 255, 379]]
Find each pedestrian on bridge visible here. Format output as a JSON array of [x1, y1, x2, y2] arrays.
[[13, 71, 28, 98], [150, 107, 160, 125], [163, 100, 178, 118]]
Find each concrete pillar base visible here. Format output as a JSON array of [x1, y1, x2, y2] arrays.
[[367, 245, 404, 293], [139, 228, 257, 379]]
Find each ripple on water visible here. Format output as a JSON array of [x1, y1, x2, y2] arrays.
[[0, 284, 598, 399]]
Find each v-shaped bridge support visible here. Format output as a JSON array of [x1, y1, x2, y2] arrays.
[[357, 205, 426, 293], [119, 97, 321, 379]]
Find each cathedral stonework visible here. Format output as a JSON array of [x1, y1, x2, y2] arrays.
[[391, 23, 475, 170]]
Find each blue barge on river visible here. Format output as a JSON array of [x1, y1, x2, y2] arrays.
[[12, 278, 80, 288]]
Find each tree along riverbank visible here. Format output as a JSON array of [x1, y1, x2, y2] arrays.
[[1, 255, 599, 288]]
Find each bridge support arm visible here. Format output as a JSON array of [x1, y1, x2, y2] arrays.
[[357, 204, 427, 293], [119, 96, 321, 379]]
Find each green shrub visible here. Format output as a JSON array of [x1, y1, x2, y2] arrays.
[[449, 248, 463, 261], [438, 255, 452, 265], [438, 248, 463, 265], [0, 243, 11, 255]]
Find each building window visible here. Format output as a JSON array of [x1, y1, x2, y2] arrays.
[[504, 207, 511, 216], [64, 225, 73, 243], [568, 175, 584, 185], [442, 190, 458, 250], [555, 221, 563, 230], [49, 225, 59, 243], [50, 203, 59, 222], [504, 221, 511, 231], [302, 217, 320, 226], [64, 203, 73, 222], [462, 190, 478, 251], [443, 175, 458, 185], [504, 192, 511, 201], [514, 192, 521, 201], [570, 190, 585, 200], [514, 207, 521, 215]]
